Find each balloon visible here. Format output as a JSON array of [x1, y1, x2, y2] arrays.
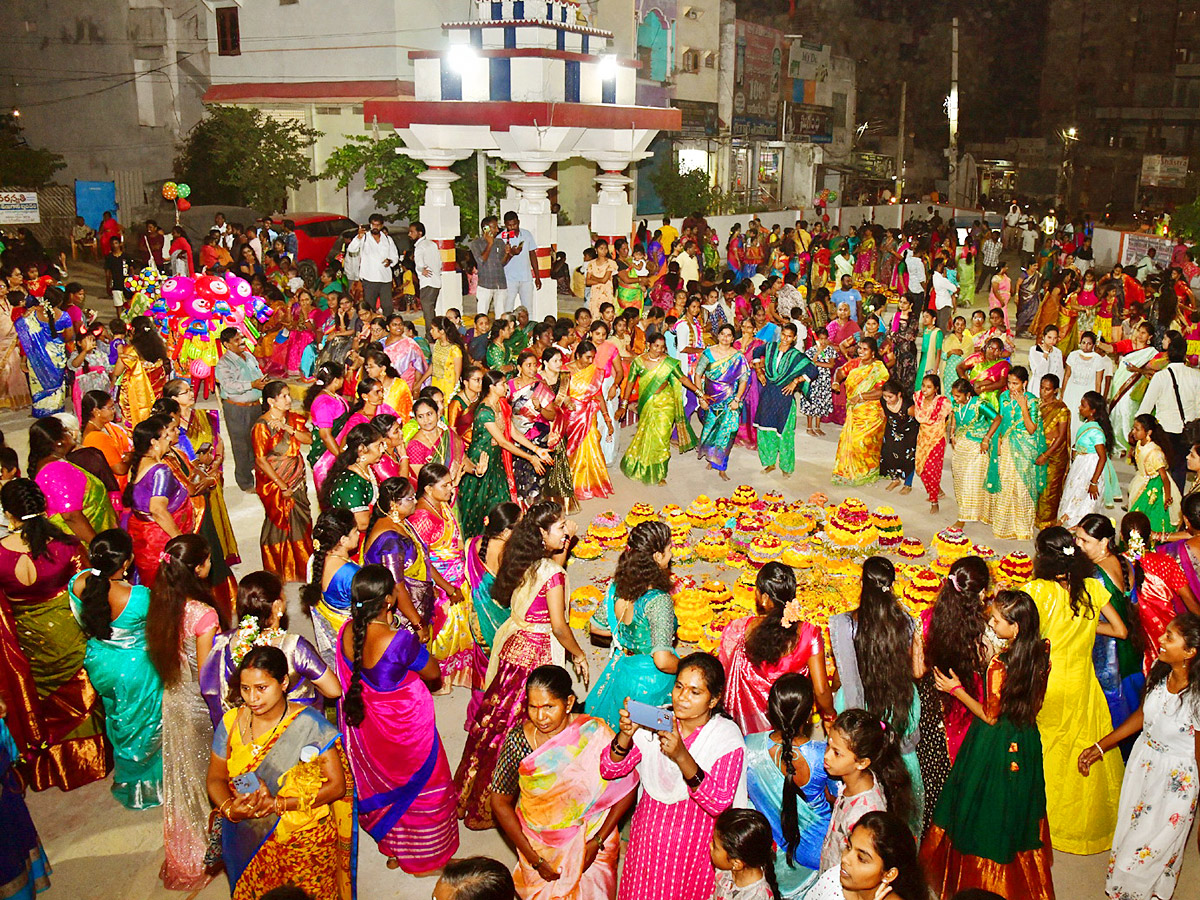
[[194, 275, 231, 303], [160, 276, 195, 306], [250, 296, 272, 323], [822, 214, 830, 223], [162, 181, 178, 200], [827, 190, 838, 202], [189, 359, 212, 379], [176, 183, 191, 199], [176, 198, 191, 212], [223, 272, 253, 302]]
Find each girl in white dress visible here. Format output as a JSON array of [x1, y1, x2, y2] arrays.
[[1078, 613, 1200, 900], [1063, 331, 1113, 439]]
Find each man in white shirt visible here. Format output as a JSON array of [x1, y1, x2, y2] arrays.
[[930, 258, 958, 330], [1020, 220, 1040, 267], [501, 211, 541, 309], [347, 213, 399, 315], [1027, 324, 1064, 391], [1137, 333, 1200, 490], [1003, 202, 1021, 249], [904, 247, 927, 311], [1135, 247, 1160, 284], [409, 221, 442, 337], [674, 240, 700, 285]]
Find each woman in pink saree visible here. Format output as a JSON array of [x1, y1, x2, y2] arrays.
[[336, 564, 459, 873], [735, 317, 765, 448], [491, 666, 637, 900]]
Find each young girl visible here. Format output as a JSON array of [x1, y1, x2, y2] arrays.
[[879, 380, 918, 494], [1079, 613, 1200, 900], [799, 329, 839, 436], [819, 708, 914, 873], [912, 373, 951, 514], [709, 808, 781, 900], [1057, 390, 1119, 526], [920, 590, 1055, 899], [807, 812, 928, 900], [1128, 413, 1178, 532]]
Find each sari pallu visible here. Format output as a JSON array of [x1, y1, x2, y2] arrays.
[[914, 393, 950, 504], [565, 363, 613, 501], [115, 345, 167, 426], [185, 409, 239, 566], [1090, 566, 1142, 732], [512, 717, 638, 900], [964, 354, 1011, 412], [126, 464, 196, 586], [15, 310, 70, 417], [736, 338, 766, 449], [1036, 399, 1071, 529], [465, 535, 507, 657], [364, 525, 440, 637], [753, 343, 814, 475], [0, 310, 32, 410], [411, 502, 475, 689], [311, 561, 358, 671], [406, 427, 466, 487], [458, 405, 518, 538], [252, 413, 313, 584], [984, 392, 1046, 541], [832, 360, 890, 485], [217, 706, 356, 900], [621, 356, 697, 486], [164, 448, 237, 615], [1056, 421, 1120, 528], [1109, 346, 1162, 453], [1, 718, 52, 900], [696, 351, 749, 472]]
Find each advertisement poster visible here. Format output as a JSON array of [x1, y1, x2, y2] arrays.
[[0, 191, 40, 225], [733, 20, 784, 140]]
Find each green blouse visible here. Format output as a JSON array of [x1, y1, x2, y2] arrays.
[[326, 469, 377, 513]]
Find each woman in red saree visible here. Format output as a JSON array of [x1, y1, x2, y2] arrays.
[[252, 381, 314, 584], [124, 416, 195, 586]]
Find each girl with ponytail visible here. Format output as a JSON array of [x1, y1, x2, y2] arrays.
[[744, 673, 832, 897], [0, 478, 109, 792], [819, 708, 915, 873], [301, 507, 361, 669], [720, 560, 835, 733], [1057, 389, 1120, 526], [922, 590, 1054, 897], [1026, 524, 1127, 855], [335, 564, 459, 873], [66, 527, 164, 809], [363, 476, 435, 640], [709, 808, 781, 900]]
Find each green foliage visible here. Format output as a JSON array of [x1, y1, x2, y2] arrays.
[[650, 163, 720, 218], [322, 135, 507, 236], [1171, 197, 1200, 244], [175, 106, 321, 212], [0, 115, 66, 188]]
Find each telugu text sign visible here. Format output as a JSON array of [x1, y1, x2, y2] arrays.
[[0, 192, 40, 225]]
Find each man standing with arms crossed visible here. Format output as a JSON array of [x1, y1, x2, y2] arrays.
[[348, 213, 398, 315], [501, 211, 541, 312], [410, 221, 442, 337], [214, 328, 267, 492], [469, 216, 507, 317]]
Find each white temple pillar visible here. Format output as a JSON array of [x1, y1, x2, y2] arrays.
[[509, 163, 561, 320], [591, 169, 634, 248]]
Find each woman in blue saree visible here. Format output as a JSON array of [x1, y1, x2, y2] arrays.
[[15, 293, 72, 418], [751, 322, 813, 477], [0, 707, 51, 900], [301, 508, 361, 670], [67, 528, 163, 810], [695, 323, 750, 479], [745, 674, 831, 899], [207, 646, 355, 900]]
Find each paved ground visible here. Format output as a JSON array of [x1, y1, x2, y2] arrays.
[[9, 260, 1199, 899]]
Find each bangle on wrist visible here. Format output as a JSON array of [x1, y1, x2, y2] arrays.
[[1093, 741, 1105, 756], [950, 684, 964, 694]]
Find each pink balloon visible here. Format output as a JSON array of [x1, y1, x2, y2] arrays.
[[160, 276, 195, 305], [223, 272, 253, 301], [189, 359, 212, 378]]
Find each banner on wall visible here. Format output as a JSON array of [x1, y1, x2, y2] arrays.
[[785, 104, 833, 144], [788, 40, 831, 107], [733, 19, 784, 141], [1140, 154, 1189, 188], [1119, 231, 1175, 267], [0, 191, 40, 224]]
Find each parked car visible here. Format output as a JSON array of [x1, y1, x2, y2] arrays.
[[271, 212, 357, 286]]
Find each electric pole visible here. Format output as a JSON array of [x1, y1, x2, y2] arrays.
[[948, 17, 959, 205]]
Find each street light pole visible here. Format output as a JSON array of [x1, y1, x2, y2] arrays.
[[947, 17, 959, 205]]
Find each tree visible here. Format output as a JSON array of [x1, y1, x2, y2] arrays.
[[0, 115, 66, 188], [650, 163, 720, 218], [175, 106, 321, 212], [322, 134, 508, 236]]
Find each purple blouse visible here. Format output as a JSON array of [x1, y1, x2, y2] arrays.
[[129, 463, 188, 518], [360, 626, 429, 692], [199, 631, 329, 727]]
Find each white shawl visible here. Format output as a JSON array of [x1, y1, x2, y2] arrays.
[[633, 714, 748, 807]]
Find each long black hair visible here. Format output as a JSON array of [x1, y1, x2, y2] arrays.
[[1081, 390, 1114, 451], [927, 556, 990, 684], [128, 315, 170, 366], [26, 417, 67, 475], [492, 500, 562, 608], [989, 590, 1051, 727], [0, 478, 73, 559], [830, 708, 915, 828], [319, 422, 380, 506], [614, 520, 674, 602], [1145, 612, 1200, 720], [712, 808, 780, 900], [765, 673, 814, 868], [122, 414, 172, 507], [480, 501, 522, 566], [301, 507, 358, 614], [147, 534, 224, 686], [1034, 525, 1095, 618], [304, 361, 344, 411], [745, 561, 799, 667], [1133, 413, 1174, 468], [342, 565, 394, 728], [76, 528, 134, 640], [854, 556, 915, 734]]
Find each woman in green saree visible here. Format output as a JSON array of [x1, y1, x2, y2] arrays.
[[751, 322, 813, 477], [957, 337, 1011, 412], [982, 366, 1046, 541], [618, 331, 704, 485], [68, 528, 163, 809]]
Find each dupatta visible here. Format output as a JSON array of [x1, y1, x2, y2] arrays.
[[985, 391, 1045, 499], [14, 310, 65, 403], [484, 558, 567, 688], [632, 714, 747, 807]]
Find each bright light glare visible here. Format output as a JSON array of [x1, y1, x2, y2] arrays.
[[598, 54, 618, 80], [448, 44, 477, 74], [678, 148, 707, 173]]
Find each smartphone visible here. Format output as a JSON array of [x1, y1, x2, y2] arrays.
[[231, 771, 261, 794], [197, 442, 213, 456], [627, 699, 675, 733]]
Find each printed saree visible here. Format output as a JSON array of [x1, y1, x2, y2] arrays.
[[252, 413, 312, 584], [832, 360, 889, 485], [696, 350, 749, 471]]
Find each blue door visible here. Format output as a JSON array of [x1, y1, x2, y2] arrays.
[[75, 180, 116, 230]]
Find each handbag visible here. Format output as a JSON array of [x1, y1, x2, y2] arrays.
[[1167, 367, 1200, 444]]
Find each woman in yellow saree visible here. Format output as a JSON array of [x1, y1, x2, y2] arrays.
[[113, 316, 170, 426], [831, 338, 889, 485], [618, 332, 702, 485], [564, 341, 614, 501], [207, 645, 355, 900]]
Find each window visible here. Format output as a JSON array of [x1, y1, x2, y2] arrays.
[[682, 49, 700, 73], [704, 51, 716, 68], [216, 6, 239, 56], [315, 106, 342, 116]]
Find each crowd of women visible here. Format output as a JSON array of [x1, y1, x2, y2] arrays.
[[2, 208, 1200, 900]]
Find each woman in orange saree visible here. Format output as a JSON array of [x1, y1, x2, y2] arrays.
[[252, 382, 314, 584], [563, 341, 614, 502], [831, 339, 889, 486]]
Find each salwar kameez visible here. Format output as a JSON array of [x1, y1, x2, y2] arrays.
[[696, 350, 749, 472], [251, 413, 312, 583], [984, 392, 1045, 541], [832, 360, 889, 485], [621, 356, 696, 485]]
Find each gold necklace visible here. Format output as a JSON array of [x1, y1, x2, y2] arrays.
[[244, 704, 288, 759]]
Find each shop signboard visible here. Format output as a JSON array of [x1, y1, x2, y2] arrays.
[[788, 40, 831, 107], [853, 152, 895, 179], [733, 19, 783, 141], [0, 191, 39, 225], [1141, 154, 1189, 187], [672, 99, 719, 138], [787, 104, 833, 144]]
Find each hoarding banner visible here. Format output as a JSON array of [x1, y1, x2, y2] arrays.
[[1141, 154, 1189, 187], [672, 100, 719, 138], [787, 104, 833, 144], [788, 40, 831, 106], [1120, 232, 1174, 268], [0, 191, 40, 225]]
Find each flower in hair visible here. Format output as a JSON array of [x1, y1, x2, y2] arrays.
[[89, 568, 101, 576], [159, 550, 173, 564], [1125, 531, 1147, 562], [1062, 546, 1075, 556], [20, 513, 40, 521], [781, 598, 804, 629], [230, 615, 285, 666]]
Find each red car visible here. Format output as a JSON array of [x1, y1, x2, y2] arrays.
[[271, 212, 357, 270]]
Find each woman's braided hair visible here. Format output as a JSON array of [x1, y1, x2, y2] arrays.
[[301, 507, 357, 614], [342, 564, 393, 728], [765, 673, 814, 867]]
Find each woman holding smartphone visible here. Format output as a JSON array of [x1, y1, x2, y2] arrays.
[[602, 652, 746, 900]]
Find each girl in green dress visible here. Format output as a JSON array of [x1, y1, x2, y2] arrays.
[[920, 589, 1055, 900], [914, 308, 943, 389], [485, 319, 517, 375], [617, 332, 702, 485], [586, 521, 678, 728], [320, 422, 386, 532]]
